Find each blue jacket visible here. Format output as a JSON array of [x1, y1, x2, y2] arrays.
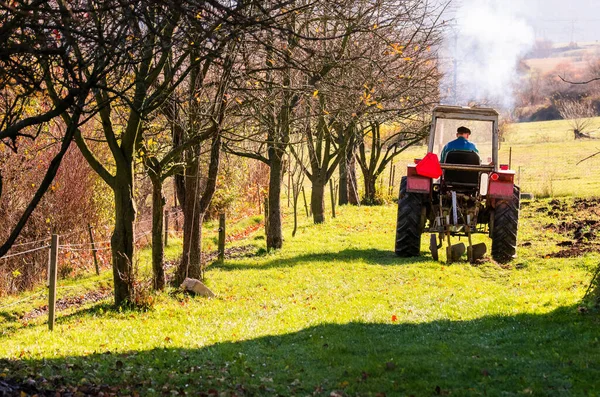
[[440, 136, 478, 162]]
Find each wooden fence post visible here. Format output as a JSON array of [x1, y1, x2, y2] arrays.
[[330, 180, 336, 218], [287, 156, 291, 208], [264, 197, 269, 240], [218, 213, 226, 262], [174, 206, 180, 232], [48, 234, 59, 331], [257, 184, 261, 215], [301, 186, 309, 217], [164, 211, 169, 247], [388, 161, 394, 195], [87, 224, 100, 275]]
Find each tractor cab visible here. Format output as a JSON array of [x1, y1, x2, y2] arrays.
[[431, 107, 497, 195], [395, 106, 520, 264]]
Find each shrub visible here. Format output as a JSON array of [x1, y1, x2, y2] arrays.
[[0, 132, 112, 295]]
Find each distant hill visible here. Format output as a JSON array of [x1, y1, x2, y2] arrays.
[[525, 41, 600, 74]]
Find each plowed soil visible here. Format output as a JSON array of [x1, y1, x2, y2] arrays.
[[533, 197, 600, 257]]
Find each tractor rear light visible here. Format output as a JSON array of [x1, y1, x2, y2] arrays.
[[406, 165, 431, 194], [488, 171, 515, 199], [488, 180, 513, 199], [407, 176, 431, 193], [500, 164, 509, 170]]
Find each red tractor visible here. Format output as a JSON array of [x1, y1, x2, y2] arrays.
[[395, 105, 520, 263]]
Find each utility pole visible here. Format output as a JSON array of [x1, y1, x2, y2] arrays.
[[570, 19, 576, 44], [453, 32, 459, 105]]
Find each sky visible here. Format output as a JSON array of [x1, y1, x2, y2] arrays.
[[439, 0, 600, 108], [450, 0, 600, 44], [523, 0, 600, 43]]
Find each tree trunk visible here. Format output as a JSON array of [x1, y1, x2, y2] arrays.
[[363, 173, 377, 205], [174, 174, 186, 210], [150, 176, 166, 290], [170, 95, 187, 211], [267, 150, 283, 249], [292, 186, 299, 237], [338, 132, 351, 206], [111, 174, 136, 306], [178, 155, 203, 281], [348, 154, 360, 206], [176, 133, 221, 283], [338, 155, 349, 206], [311, 178, 326, 223]]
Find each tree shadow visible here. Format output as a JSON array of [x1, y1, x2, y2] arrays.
[[0, 310, 18, 323], [211, 248, 432, 272], [0, 302, 118, 339], [0, 311, 21, 338], [3, 305, 598, 395]]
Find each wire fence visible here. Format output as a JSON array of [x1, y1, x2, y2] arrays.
[[0, 208, 186, 295], [1, 208, 184, 259], [0, 245, 51, 260]]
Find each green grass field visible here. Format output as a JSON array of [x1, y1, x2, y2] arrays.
[[1, 199, 599, 395]]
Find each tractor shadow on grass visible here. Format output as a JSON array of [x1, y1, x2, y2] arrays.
[[211, 248, 431, 272], [2, 305, 599, 396]]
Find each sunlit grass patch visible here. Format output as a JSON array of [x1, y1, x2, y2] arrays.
[[1, 203, 598, 395]]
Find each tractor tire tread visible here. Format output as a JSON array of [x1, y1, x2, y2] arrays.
[[395, 176, 423, 257], [491, 185, 520, 262]]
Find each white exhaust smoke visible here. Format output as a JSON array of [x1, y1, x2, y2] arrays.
[[441, 0, 535, 109]]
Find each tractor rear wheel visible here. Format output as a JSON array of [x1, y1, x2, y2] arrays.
[[395, 176, 423, 257], [491, 185, 520, 262]]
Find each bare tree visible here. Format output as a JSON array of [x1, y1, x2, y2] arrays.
[[357, 120, 430, 204], [289, 146, 307, 237], [555, 97, 597, 139], [141, 120, 214, 290], [0, 0, 119, 257], [173, 48, 236, 284], [290, 0, 444, 219], [225, 0, 346, 245], [171, 2, 297, 277]]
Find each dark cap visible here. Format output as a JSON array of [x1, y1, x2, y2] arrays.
[[457, 126, 471, 135]]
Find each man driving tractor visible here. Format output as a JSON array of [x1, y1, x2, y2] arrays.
[[440, 126, 479, 163], [395, 106, 519, 264]]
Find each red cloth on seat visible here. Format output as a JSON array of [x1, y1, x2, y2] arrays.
[[416, 152, 442, 179]]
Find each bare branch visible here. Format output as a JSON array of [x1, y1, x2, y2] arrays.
[[559, 75, 600, 85]]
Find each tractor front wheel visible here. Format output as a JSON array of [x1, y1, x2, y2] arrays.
[[395, 176, 424, 257], [491, 185, 520, 262]]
